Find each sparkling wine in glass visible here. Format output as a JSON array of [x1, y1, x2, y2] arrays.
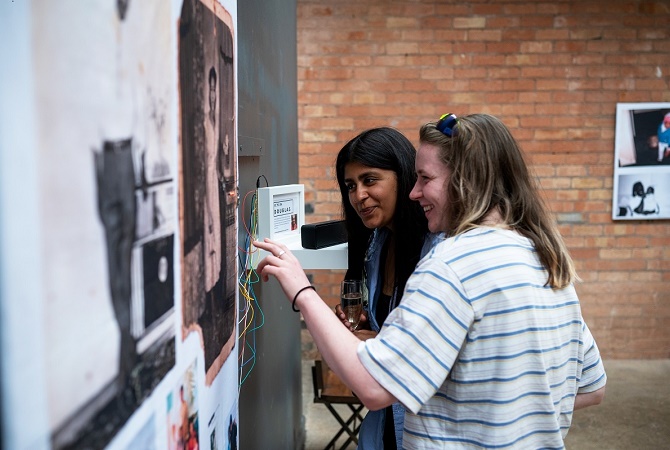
[[341, 280, 363, 331]]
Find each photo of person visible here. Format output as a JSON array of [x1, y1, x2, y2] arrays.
[[657, 112, 670, 163], [167, 361, 199, 450], [179, 0, 238, 386], [615, 103, 670, 167], [615, 173, 669, 219]]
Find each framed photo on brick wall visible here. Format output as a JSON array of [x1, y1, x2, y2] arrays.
[[612, 102, 670, 220]]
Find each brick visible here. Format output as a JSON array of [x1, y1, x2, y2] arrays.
[[536, 29, 570, 40], [453, 17, 486, 29], [468, 29, 503, 41], [301, 131, 338, 143], [488, 40, 521, 53], [520, 41, 553, 53], [372, 55, 409, 67], [450, 41, 485, 54], [505, 54, 539, 66], [421, 67, 457, 80], [352, 92, 386, 105], [408, 55, 443, 66], [386, 42, 420, 55], [386, 17, 418, 28], [502, 29, 537, 41], [520, 66, 554, 78], [557, 213, 584, 223]]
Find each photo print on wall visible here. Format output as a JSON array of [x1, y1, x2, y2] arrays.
[[166, 360, 200, 450], [31, 2, 177, 449], [613, 103, 670, 220], [179, 0, 239, 386]]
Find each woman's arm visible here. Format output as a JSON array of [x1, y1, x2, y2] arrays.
[[255, 239, 396, 410], [574, 386, 606, 410]]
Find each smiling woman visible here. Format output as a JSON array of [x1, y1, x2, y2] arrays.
[[409, 142, 452, 233], [343, 161, 398, 231]]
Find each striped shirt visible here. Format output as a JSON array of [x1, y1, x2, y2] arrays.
[[358, 227, 606, 449]]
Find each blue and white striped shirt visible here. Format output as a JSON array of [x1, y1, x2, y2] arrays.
[[358, 227, 606, 449]]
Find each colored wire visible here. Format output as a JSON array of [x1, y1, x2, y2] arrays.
[[237, 186, 265, 390]]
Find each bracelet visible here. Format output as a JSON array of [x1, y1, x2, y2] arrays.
[[292, 285, 316, 312]]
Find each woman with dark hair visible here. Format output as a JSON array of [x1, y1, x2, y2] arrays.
[[333, 127, 432, 449], [335, 127, 429, 313]]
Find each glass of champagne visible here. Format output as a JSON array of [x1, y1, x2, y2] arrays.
[[340, 280, 363, 331]]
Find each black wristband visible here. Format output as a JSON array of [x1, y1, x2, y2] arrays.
[[292, 285, 316, 312]]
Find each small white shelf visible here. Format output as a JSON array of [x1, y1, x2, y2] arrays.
[[287, 239, 348, 270], [255, 234, 348, 270]]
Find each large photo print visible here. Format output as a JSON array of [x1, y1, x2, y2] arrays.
[[179, 0, 238, 387], [33, 2, 177, 448]]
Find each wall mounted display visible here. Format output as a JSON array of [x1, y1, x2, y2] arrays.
[[613, 103, 670, 220]]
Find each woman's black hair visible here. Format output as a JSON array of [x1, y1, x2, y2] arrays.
[[335, 127, 428, 296]]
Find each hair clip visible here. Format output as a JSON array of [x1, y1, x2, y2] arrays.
[[436, 113, 458, 137]]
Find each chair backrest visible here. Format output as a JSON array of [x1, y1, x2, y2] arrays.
[[312, 360, 362, 405]]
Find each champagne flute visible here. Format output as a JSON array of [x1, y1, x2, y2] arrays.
[[340, 280, 363, 331]]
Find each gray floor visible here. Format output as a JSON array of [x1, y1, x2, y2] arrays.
[[302, 359, 670, 450]]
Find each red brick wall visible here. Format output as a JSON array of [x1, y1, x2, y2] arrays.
[[296, 0, 670, 359]]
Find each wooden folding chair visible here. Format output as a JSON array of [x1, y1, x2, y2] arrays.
[[311, 359, 365, 450]]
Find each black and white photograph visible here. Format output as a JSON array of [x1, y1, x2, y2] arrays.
[[614, 173, 668, 219], [179, 0, 238, 386], [24, 2, 178, 448]]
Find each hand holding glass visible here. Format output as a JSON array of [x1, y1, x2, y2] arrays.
[[340, 280, 363, 331]]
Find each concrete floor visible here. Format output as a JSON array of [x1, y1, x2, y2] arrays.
[[302, 359, 670, 450]]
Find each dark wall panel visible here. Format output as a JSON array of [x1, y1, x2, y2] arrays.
[[237, 0, 303, 448]]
